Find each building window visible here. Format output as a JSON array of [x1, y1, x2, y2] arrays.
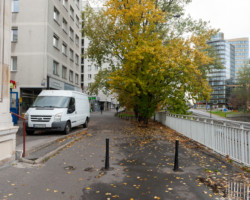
[[75, 0, 80, 8], [62, 43, 67, 55], [11, 28, 18, 42], [81, 74, 84, 82], [69, 70, 73, 82], [53, 7, 60, 22], [11, 57, 17, 71], [12, 0, 19, 12], [81, 65, 84, 73], [88, 65, 91, 71], [88, 74, 92, 80], [62, 18, 67, 32], [69, 49, 74, 61], [53, 34, 59, 49], [76, 15, 79, 27], [69, 28, 74, 40], [75, 74, 79, 84], [75, 54, 79, 65], [53, 61, 59, 75], [70, 6, 74, 20], [95, 64, 99, 71], [62, 0, 68, 9], [75, 35, 79, 46], [62, 66, 67, 79]]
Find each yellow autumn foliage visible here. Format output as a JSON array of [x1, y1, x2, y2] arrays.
[[83, 0, 220, 122]]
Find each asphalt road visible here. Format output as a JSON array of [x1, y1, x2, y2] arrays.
[[0, 110, 247, 200]]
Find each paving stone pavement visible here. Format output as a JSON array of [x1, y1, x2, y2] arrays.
[[0, 110, 248, 200]]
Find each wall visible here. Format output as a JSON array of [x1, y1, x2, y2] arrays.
[[0, 0, 18, 165]]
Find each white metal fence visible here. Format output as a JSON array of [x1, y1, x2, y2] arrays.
[[226, 181, 250, 200], [155, 112, 250, 167]]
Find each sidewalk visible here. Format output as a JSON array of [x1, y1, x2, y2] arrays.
[[14, 118, 87, 163], [0, 111, 248, 200]]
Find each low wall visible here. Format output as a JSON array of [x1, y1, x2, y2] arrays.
[[0, 127, 18, 166], [226, 114, 250, 123]]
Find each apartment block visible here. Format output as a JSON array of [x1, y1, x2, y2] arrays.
[[227, 37, 249, 80], [81, 0, 119, 111], [11, 0, 82, 114]]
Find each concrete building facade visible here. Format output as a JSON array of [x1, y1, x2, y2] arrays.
[[0, 0, 18, 165], [81, 36, 119, 111], [11, 0, 82, 115], [81, 0, 119, 111]]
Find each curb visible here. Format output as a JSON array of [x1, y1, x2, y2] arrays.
[[18, 128, 87, 164], [34, 138, 77, 164], [29, 128, 87, 154]]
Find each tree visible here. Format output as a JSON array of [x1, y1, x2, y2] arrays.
[[229, 64, 250, 111], [82, 0, 219, 124]]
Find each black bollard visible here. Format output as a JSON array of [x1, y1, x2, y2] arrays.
[[105, 138, 110, 169], [173, 140, 179, 171]]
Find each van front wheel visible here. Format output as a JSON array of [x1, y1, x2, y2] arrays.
[[83, 118, 88, 128], [26, 130, 34, 135], [64, 121, 71, 134]]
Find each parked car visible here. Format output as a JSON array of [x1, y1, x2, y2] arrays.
[[25, 90, 90, 135]]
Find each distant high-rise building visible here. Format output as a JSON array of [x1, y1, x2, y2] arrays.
[[227, 37, 249, 80], [81, 0, 119, 111], [206, 33, 235, 107], [11, 0, 82, 114]]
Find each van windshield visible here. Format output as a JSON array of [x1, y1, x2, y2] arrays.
[[32, 96, 70, 108]]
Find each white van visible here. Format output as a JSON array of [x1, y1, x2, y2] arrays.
[[25, 90, 90, 135]]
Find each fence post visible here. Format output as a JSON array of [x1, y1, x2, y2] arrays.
[[203, 119, 207, 146], [211, 120, 214, 150], [223, 122, 227, 157], [240, 125, 245, 164]]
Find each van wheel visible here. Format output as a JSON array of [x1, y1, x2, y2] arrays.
[[83, 118, 88, 128], [64, 121, 71, 134], [26, 130, 35, 135]]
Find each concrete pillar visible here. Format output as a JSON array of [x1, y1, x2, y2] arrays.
[[0, 0, 18, 166]]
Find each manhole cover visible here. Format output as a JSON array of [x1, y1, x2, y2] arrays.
[[64, 166, 76, 170]]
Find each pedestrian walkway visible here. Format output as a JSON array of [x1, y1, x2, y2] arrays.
[[14, 120, 85, 162], [0, 111, 248, 200]]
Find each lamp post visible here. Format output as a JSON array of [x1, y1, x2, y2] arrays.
[[210, 103, 213, 118]]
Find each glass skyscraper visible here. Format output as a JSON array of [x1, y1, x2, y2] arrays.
[[206, 33, 235, 107], [227, 37, 249, 80]]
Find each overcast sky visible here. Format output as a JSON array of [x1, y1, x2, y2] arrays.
[[88, 0, 250, 40], [185, 0, 250, 40]]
